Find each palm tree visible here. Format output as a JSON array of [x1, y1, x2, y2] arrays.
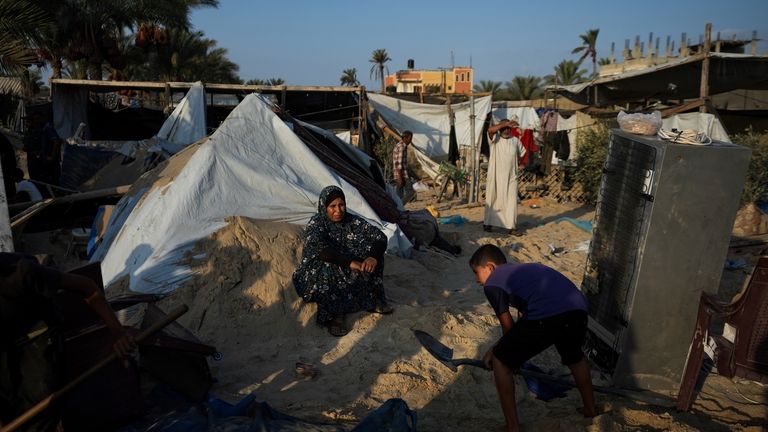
[[572, 28, 600, 78], [266, 78, 284, 86], [598, 57, 611, 66], [473, 80, 502, 98], [369, 48, 390, 93], [544, 60, 588, 86], [506, 76, 542, 100], [340, 68, 359, 86], [35, 0, 219, 80], [0, 0, 50, 75]]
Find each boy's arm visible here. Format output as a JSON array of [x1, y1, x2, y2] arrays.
[[498, 311, 514, 334]]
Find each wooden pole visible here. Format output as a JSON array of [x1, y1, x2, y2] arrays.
[[0, 305, 189, 432], [8, 185, 131, 213], [0, 163, 13, 252], [469, 94, 478, 203], [699, 23, 712, 113]]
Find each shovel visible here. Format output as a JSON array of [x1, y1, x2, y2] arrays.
[[414, 330, 674, 407]]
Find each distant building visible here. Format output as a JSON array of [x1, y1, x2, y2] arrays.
[[600, 31, 760, 77], [385, 60, 473, 94]]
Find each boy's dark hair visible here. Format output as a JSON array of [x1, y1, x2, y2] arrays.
[[402, 130, 413, 137], [469, 244, 507, 267]]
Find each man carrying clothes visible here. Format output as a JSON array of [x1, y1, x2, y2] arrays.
[[469, 244, 596, 431], [392, 130, 413, 203], [0, 253, 135, 431], [484, 116, 525, 235]]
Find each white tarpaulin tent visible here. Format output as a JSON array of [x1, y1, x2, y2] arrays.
[[662, 112, 731, 142], [92, 94, 410, 294], [491, 105, 540, 131], [367, 93, 493, 161], [157, 82, 207, 153]]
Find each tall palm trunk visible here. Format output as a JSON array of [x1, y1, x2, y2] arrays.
[[379, 64, 385, 93], [52, 58, 63, 79], [88, 59, 102, 80]]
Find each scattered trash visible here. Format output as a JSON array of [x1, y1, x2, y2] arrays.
[[548, 244, 566, 256], [412, 181, 431, 192], [438, 215, 465, 225], [724, 258, 748, 270], [570, 240, 590, 253], [509, 243, 523, 252], [425, 205, 439, 218], [553, 217, 592, 233], [295, 361, 318, 380], [530, 204, 540, 209]]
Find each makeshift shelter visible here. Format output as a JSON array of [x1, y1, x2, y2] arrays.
[[661, 112, 731, 142], [60, 83, 207, 190], [91, 94, 410, 294], [549, 53, 768, 107], [367, 93, 492, 182]]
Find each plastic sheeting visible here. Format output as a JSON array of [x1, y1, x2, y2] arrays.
[[491, 105, 540, 131], [92, 94, 410, 294], [157, 82, 207, 153], [662, 112, 731, 142], [53, 85, 89, 139], [368, 93, 492, 160], [118, 397, 416, 432]]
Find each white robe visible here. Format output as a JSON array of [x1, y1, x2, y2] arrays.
[[484, 132, 525, 230]]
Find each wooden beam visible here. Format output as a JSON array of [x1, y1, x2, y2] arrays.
[[660, 99, 706, 117], [51, 78, 363, 94], [699, 23, 712, 113], [8, 185, 131, 213]]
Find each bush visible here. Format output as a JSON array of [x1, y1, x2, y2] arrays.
[[573, 120, 610, 204], [732, 127, 768, 205], [372, 135, 397, 179]]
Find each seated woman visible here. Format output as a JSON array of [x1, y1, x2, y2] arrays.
[[293, 185, 393, 337]]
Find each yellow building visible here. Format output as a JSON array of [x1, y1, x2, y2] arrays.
[[385, 63, 473, 94]]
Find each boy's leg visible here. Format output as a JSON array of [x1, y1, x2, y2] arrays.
[[567, 357, 597, 417], [492, 355, 519, 432]]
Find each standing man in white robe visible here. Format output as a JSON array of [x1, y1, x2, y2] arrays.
[[483, 116, 526, 235]]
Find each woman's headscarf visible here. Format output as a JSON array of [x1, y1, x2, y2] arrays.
[[301, 185, 384, 261], [318, 185, 346, 217]]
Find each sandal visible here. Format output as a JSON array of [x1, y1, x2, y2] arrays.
[[368, 302, 394, 315], [326, 316, 348, 337]]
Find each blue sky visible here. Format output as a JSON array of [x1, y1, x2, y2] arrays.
[[192, 0, 767, 88]]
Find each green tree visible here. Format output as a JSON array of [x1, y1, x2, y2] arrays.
[[340, 68, 359, 86], [598, 57, 611, 66], [506, 75, 542, 100], [473, 80, 502, 98], [572, 28, 600, 78], [544, 60, 588, 86], [0, 0, 50, 75], [35, 0, 219, 80], [369, 48, 390, 93], [124, 28, 239, 83]]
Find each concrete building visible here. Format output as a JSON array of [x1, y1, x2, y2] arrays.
[[385, 60, 473, 94]]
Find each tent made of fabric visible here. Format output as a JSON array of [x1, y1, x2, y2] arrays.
[[491, 105, 540, 131], [157, 82, 207, 153], [367, 93, 492, 161], [91, 94, 410, 294], [662, 112, 731, 142]]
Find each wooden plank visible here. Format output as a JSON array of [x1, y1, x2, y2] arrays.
[[660, 99, 706, 118], [8, 185, 131, 213], [700, 23, 712, 113], [10, 199, 54, 228], [51, 79, 363, 94]]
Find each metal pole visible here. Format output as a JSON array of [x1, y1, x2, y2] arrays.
[[469, 94, 477, 203]]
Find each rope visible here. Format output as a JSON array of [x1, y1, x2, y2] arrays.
[[657, 128, 712, 145]]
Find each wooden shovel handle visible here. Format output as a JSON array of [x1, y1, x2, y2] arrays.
[[0, 304, 189, 432]]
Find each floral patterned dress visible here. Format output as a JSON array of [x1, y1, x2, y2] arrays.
[[292, 186, 387, 324]]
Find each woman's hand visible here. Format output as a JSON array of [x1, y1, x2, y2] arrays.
[[361, 257, 378, 273], [350, 257, 377, 273]]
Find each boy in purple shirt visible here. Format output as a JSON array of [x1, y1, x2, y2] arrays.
[[469, 244, 596, 431]]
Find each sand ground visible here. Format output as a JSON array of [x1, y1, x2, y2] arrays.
[[133, 187, 768, 431]]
